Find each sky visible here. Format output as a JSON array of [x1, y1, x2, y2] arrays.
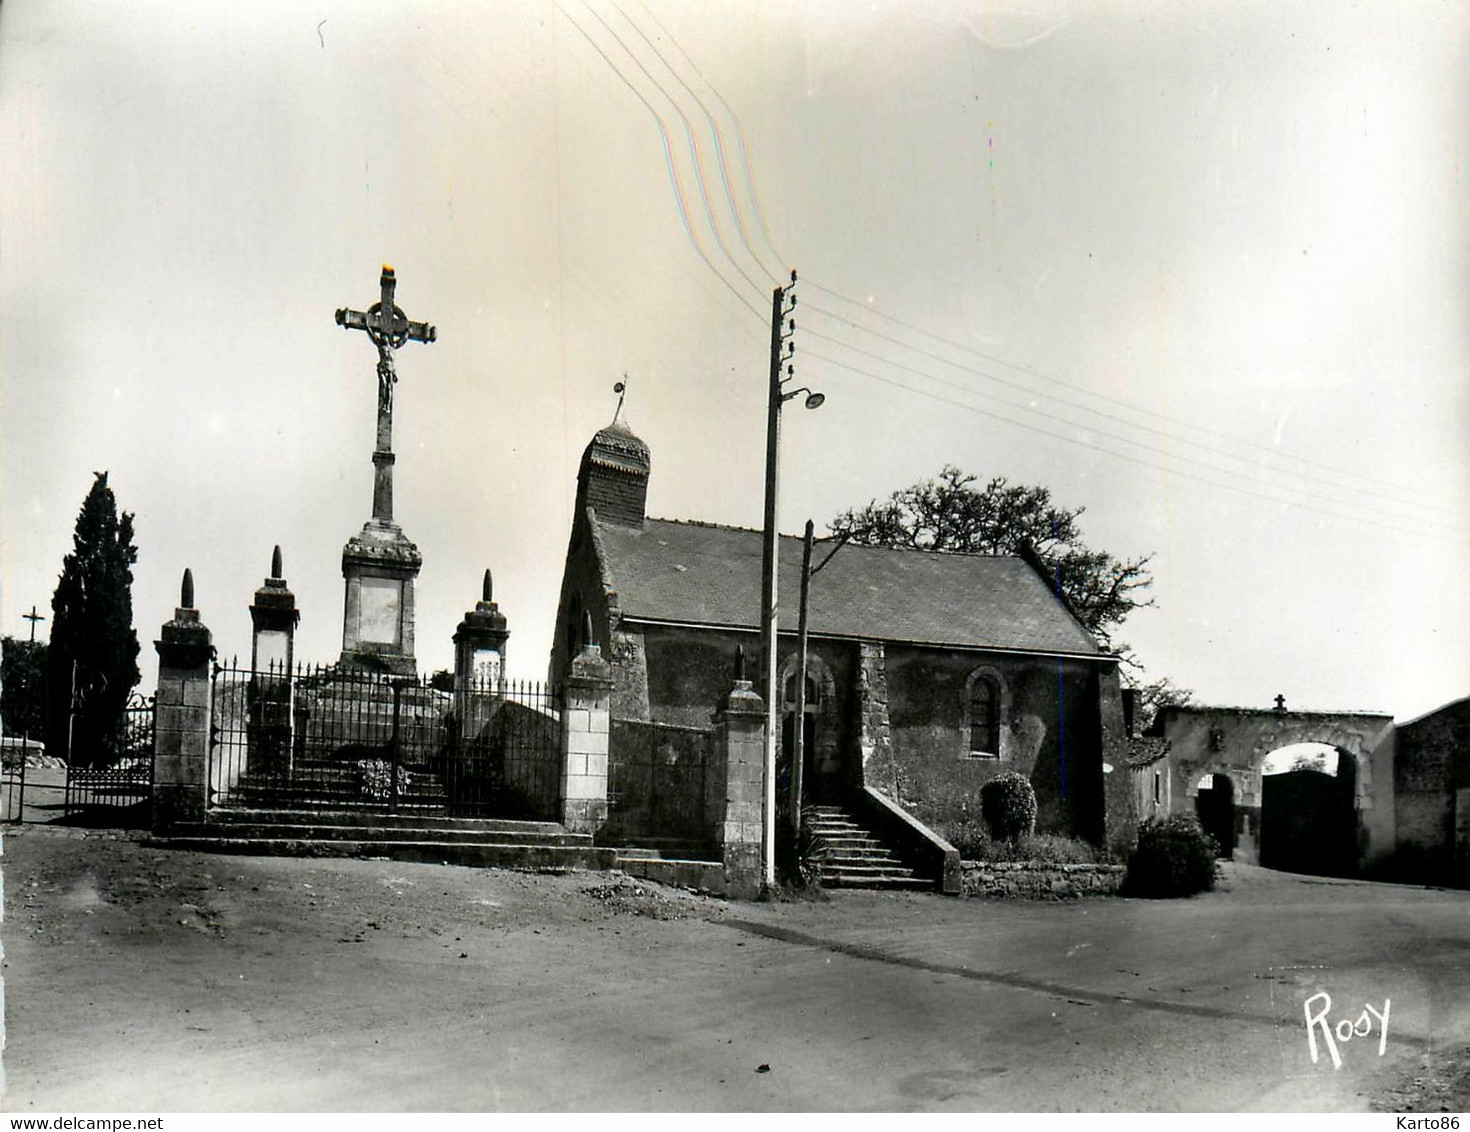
[[1, 0, 1466, 721]]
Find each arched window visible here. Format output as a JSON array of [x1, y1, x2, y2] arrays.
[[782, 672, 820, 711], [961, 666, 1009, 759], [968, 676, 1000, 757]]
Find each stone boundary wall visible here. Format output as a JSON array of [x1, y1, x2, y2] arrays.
[[961, 860, 1124, 898]]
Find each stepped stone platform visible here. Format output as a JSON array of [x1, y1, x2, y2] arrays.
[[148, 809, 616, 871], [612, 839, 725, 894], [806, 804, 936, 890]]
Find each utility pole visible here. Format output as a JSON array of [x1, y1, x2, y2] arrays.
[[789, 527, 848, 839], [759, 271, 808, 889]]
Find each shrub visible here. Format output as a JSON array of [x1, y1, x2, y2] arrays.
[[980, 772, 1037, 842], [1123, 815, 1218, 898]]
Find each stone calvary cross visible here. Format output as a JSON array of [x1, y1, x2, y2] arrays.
[[335, 265, 437, 524]]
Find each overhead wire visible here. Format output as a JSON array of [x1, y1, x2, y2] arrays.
[[800, 347, 1458, 544], [802, 281, 1453, 517], [800, 319, 1463, 532], [561, 1, 1464, 538], [554, 3, 767, 326]]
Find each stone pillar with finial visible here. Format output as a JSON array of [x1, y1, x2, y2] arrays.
[[708, 644, 767, 898], [453, 569, 510, 693], [248, 547, 299, 778], [152, 568, 216, 831], [453, 568, 511, 746], [250, 546, 300, 675], [559, 611, 614, 835]]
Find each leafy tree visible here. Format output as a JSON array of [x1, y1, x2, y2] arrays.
[[46, 472, 140, 766], [830, 466, 1189, 719], [1, 637, 47, 737]]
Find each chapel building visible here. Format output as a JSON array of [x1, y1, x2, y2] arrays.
[[550, 419, 1132, 850]]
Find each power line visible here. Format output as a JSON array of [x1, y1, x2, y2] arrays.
[[800, 309, 1464, 529], [803, 280, 1449, 514], [581, 2, 770, 297], [605, 3, 1453, 521], [628, 0, 785, 271], [564, 1, 1464, 540], [610, 0, 781, 287], [801, 347, 1457, 544], [802, 326, 1461, 534], [554, 3, 767, 326]]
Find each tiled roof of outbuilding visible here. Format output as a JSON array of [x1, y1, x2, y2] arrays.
[[593, 516, 1104, 657]]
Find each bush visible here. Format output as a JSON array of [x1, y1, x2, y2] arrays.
[[1123, 815, 1218, 898], [947, 827, 1099, 865], [980, 772, 1037, 842]]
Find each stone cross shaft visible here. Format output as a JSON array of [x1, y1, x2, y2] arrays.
[[335, 266, 437, 523]]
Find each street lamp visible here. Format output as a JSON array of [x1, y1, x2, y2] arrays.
[[759, 271, 823, 890]]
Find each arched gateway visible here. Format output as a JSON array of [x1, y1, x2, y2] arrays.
[[1148, 702, 1395, 874]]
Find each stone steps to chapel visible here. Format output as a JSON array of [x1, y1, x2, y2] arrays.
[[802, 803, 934, 891], [821, 849, 901, 867]]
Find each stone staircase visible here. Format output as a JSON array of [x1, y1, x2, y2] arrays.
[[148, 808, 616, 871], [805, 804, 933, 890]]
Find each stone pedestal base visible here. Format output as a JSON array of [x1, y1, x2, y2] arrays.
[[341, 519, 422, 676]]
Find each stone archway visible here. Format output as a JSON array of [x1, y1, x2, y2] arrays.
[[778, 653, 840, 804], [1194, 772, 1236, 858], [1153, 704, 1394, 870], [1259, 744, 1359, 876]]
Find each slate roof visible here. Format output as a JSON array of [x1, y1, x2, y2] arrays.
[[592, 516, 1104, 657]]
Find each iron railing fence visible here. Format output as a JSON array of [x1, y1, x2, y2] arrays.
[[607, 718, 712, 849], [449, 676, 563, 820], [208, 660, 562, 819]]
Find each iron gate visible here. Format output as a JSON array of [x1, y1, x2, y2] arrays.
[[0, 740, 26, 822], [208, 661, 563, 819], [63, 690, 155, 825]]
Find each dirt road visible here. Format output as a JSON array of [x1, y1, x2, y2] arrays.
[[3, 827, 1467, 1111]]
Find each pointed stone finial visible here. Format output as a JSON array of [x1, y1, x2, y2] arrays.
[[735, 644, 746, 682], [180, 568, 195, 610], [582, 610, 595, 650], [482, 568, 493, 604], [271, 545, 283, 580]]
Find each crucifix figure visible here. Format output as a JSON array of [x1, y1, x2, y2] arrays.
[[335, 265, 437, 524]]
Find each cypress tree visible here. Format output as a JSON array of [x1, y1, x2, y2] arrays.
[[47, 472, 140, 766]]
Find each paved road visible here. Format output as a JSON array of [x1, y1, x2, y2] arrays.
[[3, 828, 1466, 1111]]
